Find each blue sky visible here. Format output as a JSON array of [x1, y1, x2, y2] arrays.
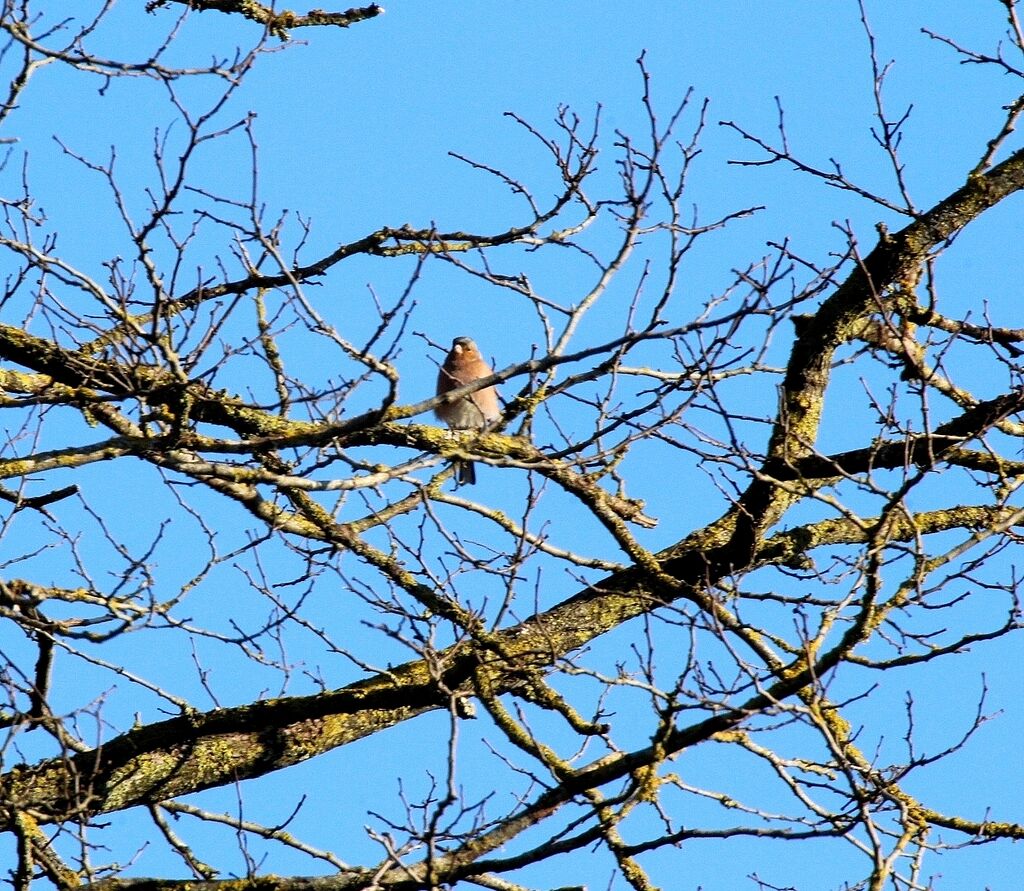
[[3, 2, 1024, 889]]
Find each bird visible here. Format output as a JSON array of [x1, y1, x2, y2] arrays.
[[435, 336, 500, 485]]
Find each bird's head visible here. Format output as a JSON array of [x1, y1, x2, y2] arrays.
[[451, 336, 477, 355]]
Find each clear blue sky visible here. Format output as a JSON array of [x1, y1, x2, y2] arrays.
[[3, 2, 1023, 889]]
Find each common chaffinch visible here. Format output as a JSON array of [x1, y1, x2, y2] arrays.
[[435, 336, 500, 485]]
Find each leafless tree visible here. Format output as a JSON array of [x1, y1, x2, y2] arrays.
[[1, 3, 1023, 890]]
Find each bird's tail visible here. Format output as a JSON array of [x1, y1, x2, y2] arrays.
[[456, 460, 476, 486]]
